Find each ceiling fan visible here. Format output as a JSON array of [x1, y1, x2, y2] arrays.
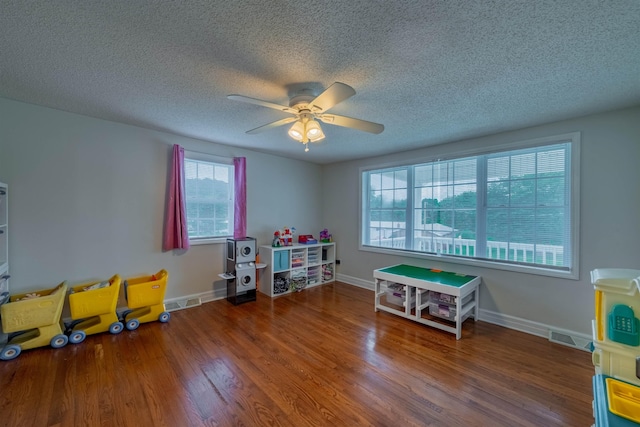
[[228, 82, 384, 152]]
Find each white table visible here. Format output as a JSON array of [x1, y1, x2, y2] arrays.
[[374, 264, 481, 339]]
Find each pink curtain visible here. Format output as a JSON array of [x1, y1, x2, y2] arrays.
[[163, 144, 190, 251], [234, 157, 247, 238]]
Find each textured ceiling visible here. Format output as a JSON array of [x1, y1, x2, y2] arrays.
[[1, 1, 639, 164]]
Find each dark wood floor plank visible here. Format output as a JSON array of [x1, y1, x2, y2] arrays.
[[0, 282, 594, 426]]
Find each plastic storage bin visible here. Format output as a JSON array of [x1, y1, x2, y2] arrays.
[[429, 291, 473, 306], [0, 282, 69, 360], [122, 269, 170, 331], [385, 283, 416, 308], [66, 274, 123, 343], [429, 302, 458, 321]]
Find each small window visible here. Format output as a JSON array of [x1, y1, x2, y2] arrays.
[[184, 151, 234, 242], [360, 133, 580, 278]]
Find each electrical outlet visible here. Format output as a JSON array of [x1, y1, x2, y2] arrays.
[[336, 259, 341, 265]]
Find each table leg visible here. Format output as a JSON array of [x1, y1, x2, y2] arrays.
[[473, 286, 479, 321]]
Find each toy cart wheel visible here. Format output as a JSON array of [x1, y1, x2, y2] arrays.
[[121, 309, 133, 322], [69, 330, 86, 344], [50, 334, 69, 349], [109, 321, 124, 334], [0, 344, 21, 361], [125, 318, 140, 331], [64, 319, 84, 334], [158, 312, 170, 323]]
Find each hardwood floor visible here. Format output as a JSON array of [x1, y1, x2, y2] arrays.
[[0, 282, 594, 427]]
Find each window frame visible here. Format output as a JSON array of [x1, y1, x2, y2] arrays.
[[183, 150, 234, 246], [359, 132, 581, 279]]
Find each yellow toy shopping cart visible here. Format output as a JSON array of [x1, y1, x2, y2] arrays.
[[0, 282, 69, 361], [122, 269, 170, 331], [66, 274, 123, 344]]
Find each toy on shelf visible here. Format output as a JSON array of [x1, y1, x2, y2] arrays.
[[121, 269, 170, 330], [0, 282, 69, 361], [272, 230, 282, 247], [273, 226, 296, 246], [298, 234, 317, 244], [66, 274, 123, 344], [282, 226, 293, 246], [320, 228, 332, 243]]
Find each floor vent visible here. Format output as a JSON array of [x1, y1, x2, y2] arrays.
[[549, 329, 592, 352], [165, 297, 202, 312]]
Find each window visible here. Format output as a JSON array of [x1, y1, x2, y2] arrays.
[[184, 152, 234, 242], [361, 133, 580, 278]]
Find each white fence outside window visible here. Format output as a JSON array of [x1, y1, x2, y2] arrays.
[[370, 236, 564, 266]]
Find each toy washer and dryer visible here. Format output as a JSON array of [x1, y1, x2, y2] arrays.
[[225, 237, 257, 305]]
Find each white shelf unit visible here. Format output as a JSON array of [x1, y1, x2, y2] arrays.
[[260, 242, 335, 297], [0, 182, 8, 301]]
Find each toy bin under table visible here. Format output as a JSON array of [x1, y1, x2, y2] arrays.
[[66, 274, 123, 344], [122, 269, 170, 331], [0, 281, 69, 361]]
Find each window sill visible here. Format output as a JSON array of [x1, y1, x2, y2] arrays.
[[189, 237, 227, 246]]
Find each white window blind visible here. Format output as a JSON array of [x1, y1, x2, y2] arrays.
[[361, 134, 578, 277], [184, 153, 234, 240]]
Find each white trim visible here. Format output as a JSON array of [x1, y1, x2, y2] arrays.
[[183, 150, 233, 164], [358, 132, 580, 172], [189, 237, 227, 246], [336, 273, 373, 290], [568, 133, 581, 280], [478, 308, 548, 337]]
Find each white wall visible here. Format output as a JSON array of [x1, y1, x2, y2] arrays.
[[2, 96, 639, 339], [322, 106, 640, 337], [0, 98, 323, 301]]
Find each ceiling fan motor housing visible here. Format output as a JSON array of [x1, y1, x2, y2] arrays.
[[289, 94, 315, 110]]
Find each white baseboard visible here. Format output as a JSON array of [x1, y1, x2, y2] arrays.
[[46, 276, 592, 353], [336, 273, 374, 290], [478, 308, 548, 337], [337, 274, 592, 352]]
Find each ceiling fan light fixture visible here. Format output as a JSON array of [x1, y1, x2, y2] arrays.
[[288, 121, 305, 141], [305, 119, 325, 142]]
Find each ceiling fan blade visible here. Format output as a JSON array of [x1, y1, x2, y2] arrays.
[[318, 114, 384, 134], [227, 94, 298, 114], [308, 82, 356, 112], [246, 117, 297, 134]]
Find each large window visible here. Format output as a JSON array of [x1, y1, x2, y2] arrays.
[[184, 152, 234, 241], [361, 134, 580, 277]]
